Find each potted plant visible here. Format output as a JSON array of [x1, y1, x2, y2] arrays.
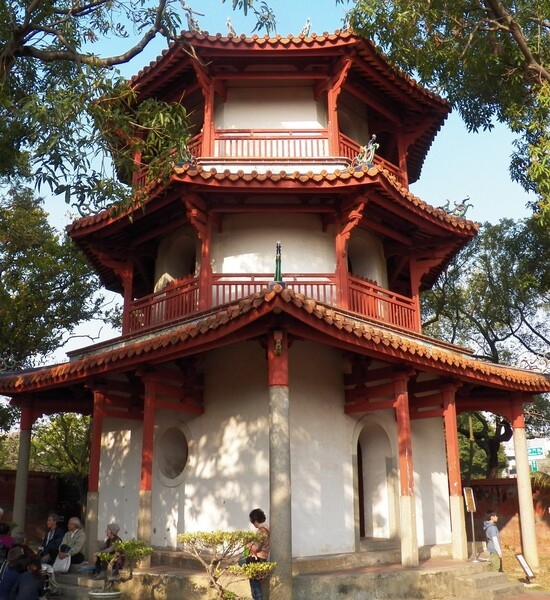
[[88, 539, 153, 599], [178, 531, 276, 599]]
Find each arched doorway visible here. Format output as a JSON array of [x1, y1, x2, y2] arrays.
[[357, 422, 398, 539]]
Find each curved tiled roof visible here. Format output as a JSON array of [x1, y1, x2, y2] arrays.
[[1, 286, 548, 396], [68, 163, 478, 236], [131, 29, 448, 111]]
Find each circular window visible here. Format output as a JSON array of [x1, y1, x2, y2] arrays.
[[157, 427, 188, 481]]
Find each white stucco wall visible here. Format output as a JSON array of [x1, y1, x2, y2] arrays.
[[145, 340, 355, 556], [154, 228, 198, 292], [210, 213, 336, 275], [215, 85, 326, 130], [412, 418, 452, 547], [357, 412, 398, 539], [347, 229, 388, 288], [288, 343, 356, 556], [99, 344, 452, 555], [97, 418, 142, 544]]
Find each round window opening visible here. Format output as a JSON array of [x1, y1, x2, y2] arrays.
[[158, 427, 188, 480]]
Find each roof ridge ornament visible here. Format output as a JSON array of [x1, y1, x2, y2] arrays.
[[351, 134, 379, 170], [270, 241, 286, 289]]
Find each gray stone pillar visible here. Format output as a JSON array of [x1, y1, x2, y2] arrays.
[[269, 384, 292, 600], [12, 429, 31, 535], [85, 491, 99, 561], [513, 422, 538, 569], [12, 403, 33, 536]]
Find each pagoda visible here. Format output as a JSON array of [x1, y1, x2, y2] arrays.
[[2, 29, 550, 599]]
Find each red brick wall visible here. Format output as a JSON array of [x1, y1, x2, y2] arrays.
[[466, 479, 550, 553], [0, 470, 67, 545]]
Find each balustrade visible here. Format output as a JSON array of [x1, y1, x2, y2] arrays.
[[125, 273, 418, 334]]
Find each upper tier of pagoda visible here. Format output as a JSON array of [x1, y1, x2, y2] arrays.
[[128, 29, 451, 187], [68, 29, 476, 338]]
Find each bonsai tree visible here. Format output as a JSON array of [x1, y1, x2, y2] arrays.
[[96, 539, 153, 592], [178, 531, 276, 599]]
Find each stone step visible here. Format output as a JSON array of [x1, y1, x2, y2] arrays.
[[452, 571, 525, 600]]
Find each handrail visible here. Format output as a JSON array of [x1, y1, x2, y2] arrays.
[[125, 272, 418, 334]]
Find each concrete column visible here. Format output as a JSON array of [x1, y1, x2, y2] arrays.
[[86, 492, 99, 561], [267, 329, 292, 600], [442, 384, 468, 560], [12, 402, 34, 536], [511, 402, 538, 569], [393, 371, 419, 567]]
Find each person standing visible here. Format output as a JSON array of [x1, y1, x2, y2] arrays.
[[483, 510, 502, 572], [57, 517, 86, 565], [38, 513, 64, 566], [242, 508, 270, 600]]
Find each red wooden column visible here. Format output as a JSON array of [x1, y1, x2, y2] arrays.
[[12, 398, 35, 537], [86, 389, 106, 560], [198, 214, 213, 311], [392, 370, 419, 567], [267, 328, 292, 600], [442, 383, 468, 560], [121, 260, 134, 334], [137, 373, 156, 552], [510, 398, 539, 569]]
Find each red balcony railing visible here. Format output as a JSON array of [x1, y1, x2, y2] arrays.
[[213, 128, 330, 159], [125, 273, 418, 334], [134, 130, 406, 185], [348, 275, 417, 331]]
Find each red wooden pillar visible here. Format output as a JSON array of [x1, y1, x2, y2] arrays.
[[393, 370, 419, 566], [267, 329, 292, 600], [335, 232, 349, 309], [138, 375, 156, 547], [121, 260, 134, 334], [442, 383, 468, 559], [86, 389, 106, 560], [408, 258, 423, 332], [198, 215, 213, 311]]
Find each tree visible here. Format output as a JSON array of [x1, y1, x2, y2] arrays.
[[0, 187, 108, 367], [422, 217, 550, 434], [1, 1, 191, 214], [178, 531, 276, 600], [458, 412, 509, 480], [422, 217, 550, 471], [0, 186, 112, 435], [31, 413, 91, 512], [422, 217, 550, 364], [338, 0, 550, 222]]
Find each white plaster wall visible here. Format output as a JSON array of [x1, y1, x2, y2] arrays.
[[358, 416, 395, 538], [289, 343, 356, 556], [97, 418, 142, 544], [154, 228, 198, 292], [347, 229, 388, 288], [149, 340, 355, 557], [183, 342, 270, 532], [211, 214, 336, 274], [150, 416, 192, 548], [411, 418, 452, 546], [215, 86, 326, 130]]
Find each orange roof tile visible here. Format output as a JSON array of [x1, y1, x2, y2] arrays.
[[0, 287, 547, 396]]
